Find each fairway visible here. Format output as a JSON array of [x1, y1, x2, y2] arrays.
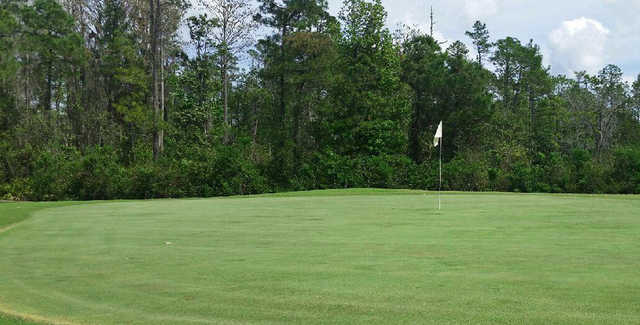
[[1, 190, 639, 324]]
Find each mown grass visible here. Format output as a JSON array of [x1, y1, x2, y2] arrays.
[[1, 190, 639, 324], [0, 201, 82, 325], [0, 312, 41, 325]]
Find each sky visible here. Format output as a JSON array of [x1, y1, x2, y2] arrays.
[[322, 0, 640, 83]]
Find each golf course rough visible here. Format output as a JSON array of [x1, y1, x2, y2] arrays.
[[0, 189, 639, 324]]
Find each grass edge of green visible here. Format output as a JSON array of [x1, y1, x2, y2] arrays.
[[0, 188, 638, 325], [0, 201, 90, 325]]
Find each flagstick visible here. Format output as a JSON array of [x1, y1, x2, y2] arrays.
[[439, 136, 441, 210], [433, 120, 443, 210]]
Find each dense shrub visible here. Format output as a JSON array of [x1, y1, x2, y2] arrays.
[[29, 150, 77, 200], [207, 145, 270, 195], [0, 178, 31, 201], [444, 152, 490, 191], [68, 146, 127, 200], [534, 152, 569, 193], [125, 144, 271, 199], [310, 152, 412, 189], [127, 164, 164, 199], [1, 141, 638, 201], [564, 149, 612, 193], [611, 147, 640, 194], [406, 161, 437, 190], [313, 150, 363, 188]]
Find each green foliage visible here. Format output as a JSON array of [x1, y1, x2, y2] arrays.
[[126, 144, 271, 199], [170, 14, 221, 143], [565, 148, 611, 193], [321, 0, 410, 158], [0, 4, 20, 133], [19, 0, 84, 111], [0, 0, 639, 200], [68, 147, 127, 200], [0, 178, 31, 201], [611, 147, 640, 194], [444, 152, 490, 191], [29, 150, 76, 200], [465, 20, 491, 65]]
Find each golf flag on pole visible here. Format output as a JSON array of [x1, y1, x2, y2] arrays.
[[433, 121, 442, 147], [434, 121, 443, 209]]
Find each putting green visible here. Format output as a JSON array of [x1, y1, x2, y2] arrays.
[[1, 190, 639, 324]]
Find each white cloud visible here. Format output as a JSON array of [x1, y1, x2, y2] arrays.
[[394, 13, 452, 45], [322, 0, 640, 80], [603, 0, 640, 5], [548, 17, 610, 75], [432, 31, 450, 45], [463, 0, 499, 21], [538, 43, 553, 69], [623, 75, 638, 86]]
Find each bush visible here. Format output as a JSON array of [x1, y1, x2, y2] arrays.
[[0, 178, 31, 200], [311, 152, 412, 189], [536, 152, 569, 193], [313, 150, 363, 188], [3, 137, 638, 200], [444, 154, 490, 191], [360, 155, 396, 188], [68, 146, 126, 200], [127, 163, 164, 199], [407, 161, 437, 190], [611, 147, 640, 194], [564, 149, 613, 194], [29, 150, 78, 200]]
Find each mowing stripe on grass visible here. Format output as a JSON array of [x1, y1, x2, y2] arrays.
[[0, 190, 639, 324], [1, 201, 90, 325]]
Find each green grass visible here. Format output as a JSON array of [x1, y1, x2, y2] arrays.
[[0, 201, 80, 230], [1, 189, 639, 324], [0, 313, 40, 325], [0, 201, 84, 325]]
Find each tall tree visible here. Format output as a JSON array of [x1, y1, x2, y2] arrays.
[[200, 0, 257, 143], [592, 64, 627, 155], [254, 0, 333, 131], [149, 0, 162, 159], [491, 38, 551, 129], [616, 74, 640, 147], [0, 1, 20, 134], [400, 34, 445, 163], [171, 14, 220, 142], [442, 41, 493, 155], [255, 0, 335, 184], [465, 20, 490, 65], [95, 0, 150, 161], [20, 0, 83, 113], [328, 0, 410, 156], [632, 74, 640, 122], [287, 28, 338, 167], [147, 0, 186, 160], [558, 67, 628, 157], [401, 35, 492, 163]]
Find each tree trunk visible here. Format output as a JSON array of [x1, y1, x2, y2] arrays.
[[252, 118, 259, 145], [45, 61, 52, 111], [529, 85, 535, 153], [222, 14, 230, 144], [251, 104, 259, 160], [222, 59, 229, 143], [279, 25, 287, 130], [151, 0, 163, 160], [160, 29, 165, 147]]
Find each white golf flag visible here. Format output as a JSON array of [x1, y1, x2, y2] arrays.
[[433, 121, 442, 147]]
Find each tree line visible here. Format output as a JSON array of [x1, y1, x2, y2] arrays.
[[1, 0, 639, 200]]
